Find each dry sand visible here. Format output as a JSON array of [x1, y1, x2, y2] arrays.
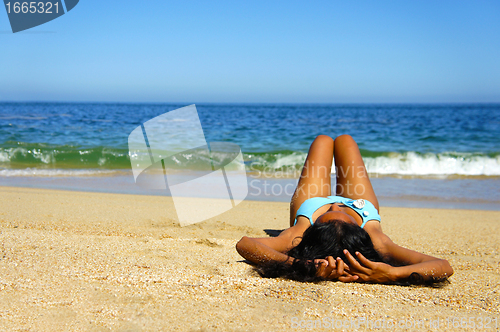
[[0, 186, 499, 331]]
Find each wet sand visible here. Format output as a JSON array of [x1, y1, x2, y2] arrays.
[[0, 186, 499, 331]]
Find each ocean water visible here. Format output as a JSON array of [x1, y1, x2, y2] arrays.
[[1, 102, 499, 210]]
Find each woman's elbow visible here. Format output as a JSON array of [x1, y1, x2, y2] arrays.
[[434, 258, 453, 280], [443, 259, 454, 278], [236, 236, 251, 257]]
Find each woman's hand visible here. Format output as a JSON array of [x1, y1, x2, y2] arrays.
[[343, 249, 395, 283], [314, 256, 359, 282]]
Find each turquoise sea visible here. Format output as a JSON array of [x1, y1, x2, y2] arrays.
[[1, 102, 499, 210]]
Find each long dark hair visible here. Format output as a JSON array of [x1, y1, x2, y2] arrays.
[[257, 220, 435, 285], [258, 220, 384, 282]]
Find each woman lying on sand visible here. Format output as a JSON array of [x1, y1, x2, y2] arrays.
[[236, 135, 453, 284]]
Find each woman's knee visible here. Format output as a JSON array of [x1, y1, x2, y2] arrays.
[[312, 135, 334, 147], [334, 134, 357, 149]]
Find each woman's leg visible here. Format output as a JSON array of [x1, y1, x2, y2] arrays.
[[334, 135, 379, 211], [289, 135, 334, 227]]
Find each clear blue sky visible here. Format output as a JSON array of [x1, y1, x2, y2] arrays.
[[1, 1, 499, 103]]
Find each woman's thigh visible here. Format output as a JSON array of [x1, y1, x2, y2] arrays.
[[289, 135, 334, 226], [334, 135, 379, 211]]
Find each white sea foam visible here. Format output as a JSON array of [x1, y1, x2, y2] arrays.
[[363, 152, 500, 176], [0, 168, 122, 177], [268, 152, 306, 170], [2, 151, 499, 178], [0, 147, 55, 164], [0, 151, 9, 162], [249, 151, 500, 177]]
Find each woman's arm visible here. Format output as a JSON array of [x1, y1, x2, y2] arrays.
[[236, 226, 359, 282], [235, 223, 307, 265], [236, 236, 294, 265], [343, 248, 453, 283], [345, 225, 453, 283]]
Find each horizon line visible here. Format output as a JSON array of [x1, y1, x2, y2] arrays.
[[1, 100, 500, 105]]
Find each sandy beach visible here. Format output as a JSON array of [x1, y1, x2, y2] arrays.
[[0, 186, 499, 331]]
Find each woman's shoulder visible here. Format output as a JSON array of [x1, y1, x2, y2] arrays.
[[291, 218, 312, 233], [363, 220, 384, 233], [362, 221, 392, 253]]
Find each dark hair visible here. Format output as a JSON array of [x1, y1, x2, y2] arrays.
[[257, 220, 384, 282], [257, 220, 442, 285]]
